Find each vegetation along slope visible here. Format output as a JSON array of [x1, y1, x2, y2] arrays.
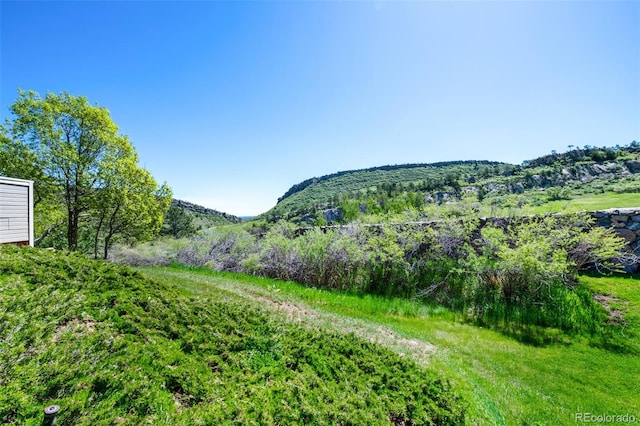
[[140, 265, 640, 425], [264, 143, 640, 223], [0, 245, 464, 425], [111, 206, 640, 424]]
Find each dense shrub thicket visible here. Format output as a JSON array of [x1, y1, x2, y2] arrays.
[[115, 214, 629, 341], [0, 245, 465, 425]]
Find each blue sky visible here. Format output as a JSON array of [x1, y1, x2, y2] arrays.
[[1, 1, 639, 216]]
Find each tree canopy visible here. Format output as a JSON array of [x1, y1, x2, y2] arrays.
[[1, 90, 171, 257]]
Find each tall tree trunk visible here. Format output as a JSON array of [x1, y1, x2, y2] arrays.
[[68, 209, 79, 251], [93, 213, 105, 259], [103, 203, 121, 260], [103, 233, 112, 260]]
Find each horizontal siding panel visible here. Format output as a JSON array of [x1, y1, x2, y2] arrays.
[[1, 228, 29, 237], [4, 219, 28, 227], [0, 192, 28, 200], [0, 194, 28, 202], [0, 200, 28, 207], [1, 228, 28, 235], [0, 203, 29, 209], [0, 188, 28, 195], [0, 181, 32, 246], [0, 185, 29, 193], [0, 198, 29, 205], [0, 190, 29, 197], [0, 236, 29, 244], [1, 220, 28, 228], [0, 192, 28, 199], [0, 209, 29, 219], [0, 195, 29, 206], [0, 222, 27, 231], [0, 205, 28, 210]]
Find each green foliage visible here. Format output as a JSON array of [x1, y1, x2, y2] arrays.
[[0, 245, 464, 424], [544, 186, 572, 201], [0, 128, 65, 245], [266, 161, 510, 221], [130, 212, 633, 348], [169, 199, 243, 230], [165, 267, 640, 425], [2, 90, 171, 254], [457, 215, 627, 336], [260, 142, 640, 224], [162, 205, 196, 238], [92, 154, 172, 259]]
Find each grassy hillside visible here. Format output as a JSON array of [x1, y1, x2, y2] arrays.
[[263, 143, 640, 222], [266, 161, 512, 219], [0, 245, 464, 425], [172, 199, 242, 228], [141, 266, 640, 425]]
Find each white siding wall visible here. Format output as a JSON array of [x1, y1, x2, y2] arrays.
[[0, 178, 33, 245]]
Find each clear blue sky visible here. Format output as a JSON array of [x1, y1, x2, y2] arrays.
[[1, 1, 639, 216]]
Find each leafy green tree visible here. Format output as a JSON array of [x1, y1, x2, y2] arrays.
[[92, 150, 171, 258], [5, 90, 170, 252]]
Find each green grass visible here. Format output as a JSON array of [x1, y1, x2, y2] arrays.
[[525, 192, 640, 214], [140, 265, 640, 425], [0, 246, 464, 425], [5, 243, 636, 425], [580, 273, 640, 346]]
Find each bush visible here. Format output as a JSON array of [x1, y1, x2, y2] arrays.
[[0, 245, 466, 424], [109, 237, 190, 266], [176, 228, 258, 271], [461, 214, 626, 335], [113, 213, 628, 343]]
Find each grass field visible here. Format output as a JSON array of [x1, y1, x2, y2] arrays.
[[140, 266, 640, 425], [525, 192, 640, 214]]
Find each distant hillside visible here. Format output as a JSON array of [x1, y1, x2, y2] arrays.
[[276, 161, 507, 203], [264, 142, 640, 223], [266, 161, 513, 218], [172, 199, 242, 228]]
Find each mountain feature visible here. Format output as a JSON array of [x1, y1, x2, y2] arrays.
[[264, 142, 640, 223]]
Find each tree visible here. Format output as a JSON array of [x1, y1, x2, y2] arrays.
[[5, 90, 171, 252], [162, 204, 196, 238], [91, 146, 171, 258]]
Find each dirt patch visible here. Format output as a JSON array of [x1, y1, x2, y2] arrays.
[[52, 318, 97, 342], [254, 294, 436, 365], [594, 294, 628, 325], [256, 296, 321, 323], [369, 326, 436, 364]]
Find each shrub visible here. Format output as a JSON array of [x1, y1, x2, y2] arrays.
[[460, 214, 626, 334], [113, 213, 628, 343], [176, 228, 258, 271], [0, 245, 466, 424], [109, 237, 190, 266]]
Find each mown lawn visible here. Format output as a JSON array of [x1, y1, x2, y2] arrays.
[[526, 192, 640, 214], [140, 266, 640, 425]]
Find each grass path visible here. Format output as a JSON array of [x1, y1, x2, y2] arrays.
[[140, 266, 640, 426], [141, 268, 438, 364]]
